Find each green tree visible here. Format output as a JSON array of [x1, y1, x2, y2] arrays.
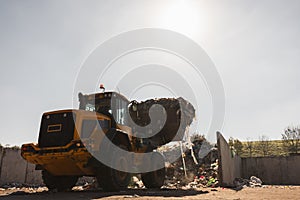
[[282, 126, 300, 154], [257, 135, 271, 156], [233, 139, 243, 155], [228, 137, 234, 149], [245, 138, 254, 157], [228, 137, 243, 155]]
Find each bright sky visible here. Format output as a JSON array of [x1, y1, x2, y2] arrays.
[[1, 0, 300, 146]]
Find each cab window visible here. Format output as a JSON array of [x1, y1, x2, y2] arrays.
[[113, 97, 128, 125]]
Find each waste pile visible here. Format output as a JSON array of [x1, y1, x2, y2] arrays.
[[157, 135, 219, 189], [76, 135, 220, 190], [128, 97, 195, 148], [129, 135, 219, 189]]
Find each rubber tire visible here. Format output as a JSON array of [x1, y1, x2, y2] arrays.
[[42, 170, 78, 192], [96, 144, 131, 192], [141, 152, 165, 189]]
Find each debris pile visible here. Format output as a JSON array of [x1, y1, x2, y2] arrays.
[[161, 135, 219, 189], [129, 97, 195, 148], [233, 176, 263, 190], [127, 135, 219, 190], [164, 156, 219, 189]]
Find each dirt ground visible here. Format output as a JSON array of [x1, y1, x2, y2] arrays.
[[0, 186, 299, 200]]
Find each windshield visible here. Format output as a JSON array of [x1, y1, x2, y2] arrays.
[[79, 92, 129, 125]]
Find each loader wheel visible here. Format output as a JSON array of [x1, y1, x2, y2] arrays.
[[42, 170, 78, 192], [96, 144, 131, 191], [141, 152, 165, 189]]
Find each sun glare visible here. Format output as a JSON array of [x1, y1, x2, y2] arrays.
[[159, 1, 207, 37]]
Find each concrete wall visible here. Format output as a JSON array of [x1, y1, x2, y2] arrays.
[[1, 138, 299, 186], [216, 132, 300, 186], [0, 148, 42, 186], [242, 155, 300, 185], [217, 132, 242, 187], [0, 147, 4, 180]]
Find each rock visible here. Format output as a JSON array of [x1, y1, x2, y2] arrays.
[[234, 178, 249, 188], [132, 176, 139, 183], [130, 176, 144, 188], [250, 176, 262, 185], [36, 187, 46, 192]]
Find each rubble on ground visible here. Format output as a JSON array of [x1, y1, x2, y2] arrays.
[[0, 186, 48, 195], [0, 183, 41, 189], [234, 176, 263, 190]]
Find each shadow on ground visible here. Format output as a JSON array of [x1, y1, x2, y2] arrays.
[[0, 188, 209, 200]]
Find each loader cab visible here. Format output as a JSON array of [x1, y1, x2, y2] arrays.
[[78, 92, 130, 126]]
